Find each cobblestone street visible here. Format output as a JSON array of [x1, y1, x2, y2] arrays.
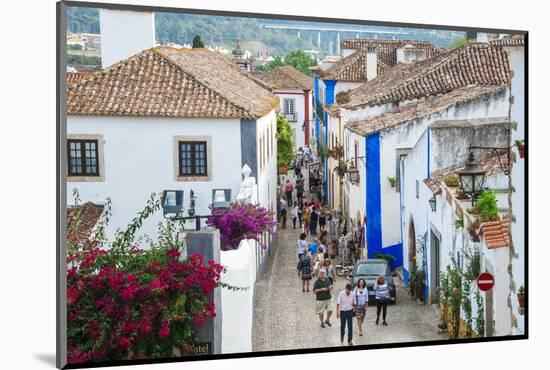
[[252, 222, 448, 351]]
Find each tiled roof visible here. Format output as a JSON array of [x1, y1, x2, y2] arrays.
[[249, 65, 313, 90], [478, 219, 510, 249], [67, 202, 104, 241], [67, 72, 92, 85], [342, 43, 510, 109], [346, 85, 505, 136], [321, 40, 441, 82], [340, 39, 446, 67], [489, 35, 525, 47], [67, 47, 279, 119]]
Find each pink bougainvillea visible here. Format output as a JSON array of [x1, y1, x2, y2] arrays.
[[67, 246, 224, 364], [206, 203, 277, 251]]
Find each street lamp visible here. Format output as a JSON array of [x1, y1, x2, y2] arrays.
[[212, 189, 231, 210], [162, 190, 184, 216], [458, 152, 487, 206], [428, 195, 437, 212]]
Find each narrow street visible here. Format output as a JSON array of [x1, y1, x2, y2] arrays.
[[252, 222, 447, 351]]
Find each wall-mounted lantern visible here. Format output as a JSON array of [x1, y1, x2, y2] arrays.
[[162, 190, 183, 216], [428, 195, 437, 212], [212, 189, 232, 210], [457, 152, 487, 206], [346, 165, 360, 184]]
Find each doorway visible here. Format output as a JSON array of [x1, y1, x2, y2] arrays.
[[408, 218, 416, 283], [430, 230, 441, 304]]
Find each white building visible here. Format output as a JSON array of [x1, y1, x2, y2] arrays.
[[66, 43, 279, 269], [331, 43, 512, 269], [250, 66, 313, 150]]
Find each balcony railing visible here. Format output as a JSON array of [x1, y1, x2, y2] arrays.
[[284, 113, 298, 122]]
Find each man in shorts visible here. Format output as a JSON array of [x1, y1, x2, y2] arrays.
[[313, 268, 333, 328]]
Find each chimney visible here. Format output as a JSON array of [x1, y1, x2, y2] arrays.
[[365, 46, 377, 81], [99, 9, 155, 68]]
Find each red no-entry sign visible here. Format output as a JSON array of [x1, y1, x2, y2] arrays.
[[477, 272, 495, 292]]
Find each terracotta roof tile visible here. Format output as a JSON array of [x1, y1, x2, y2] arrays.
[[489, 35, 525, 47], [340, 39, 446, 67], [346, 85, 505, 136], [67, 72, 92, 85], [342, 44, 510, 108], [478, 219, 510, 249], [249, 66, 313, 90], [67, 202, 104, 241], [321, 40, 442, 82], [67, 47, 279, 119]]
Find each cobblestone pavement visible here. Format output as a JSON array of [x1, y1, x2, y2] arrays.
[[252, 223, 448, 351]]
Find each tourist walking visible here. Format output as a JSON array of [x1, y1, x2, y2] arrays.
[[353, 278, 369, 336], [291, 202, 299, 230], [310, 206, 319, 235], [297, 202, 304, 229], [374, 275, 390, 326], [303, 206, 311, 235], [319, 208, 327, 232], [298, 248, 312, 292], [336, 283, 356, 345], [280, 197, 288, 229], [328, 213, 338, 241], [296, 233, 308, 263], [296, 180, 305, 204], [324, 258, 336, 285], [313, 268, 333, 328], [308, 238, 319, 256], [285, 179, 294, 204], [312, 247, 325, 277]]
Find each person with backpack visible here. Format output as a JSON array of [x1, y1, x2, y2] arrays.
[[298, 248, 312, 292], [374, 275, 390, 326]]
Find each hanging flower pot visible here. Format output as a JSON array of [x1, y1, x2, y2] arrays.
[[388, 176, 397, 188], [517, 286, 525, 309], [515, 140, 525, 159]]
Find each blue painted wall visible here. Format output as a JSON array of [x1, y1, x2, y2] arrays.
[[322, 80, 336, 205], [403, 268, 409, 286], [365, 133, 404, 269], [365, 133, 382, 258]]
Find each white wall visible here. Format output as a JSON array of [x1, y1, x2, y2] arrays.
[[275, 90, 306, 150], [220, 239, 257, 353], [67, 116, 243, 244], [100, 9, 155, 68], [334, 82, 364, 97], [343, 130, 367, 232], [255, 110, 278, 263], [506, 45, 525, 335]]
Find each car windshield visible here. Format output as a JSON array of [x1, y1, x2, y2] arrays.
[[356, 263, 388, 276]]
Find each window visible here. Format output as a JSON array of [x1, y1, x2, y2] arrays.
[[416, 179, 420, 199], [67, 139, 99, 176], [283, 99, 296, 121], [178, 141, 207, 176]]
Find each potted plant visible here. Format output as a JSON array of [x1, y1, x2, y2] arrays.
[[517, 286, 525, 309], [514, 139, 525, 158], [388, 176, 397, 188], [278, 161, 288, 175], [333, 161, 348, 178]]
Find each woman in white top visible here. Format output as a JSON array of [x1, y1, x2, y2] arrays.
[[374, 275, 390, 326], [291, 202, 299, 230], [353, 278, 369, 336]]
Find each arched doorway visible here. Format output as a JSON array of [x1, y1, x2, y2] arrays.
[[408, 217, 416, 281]]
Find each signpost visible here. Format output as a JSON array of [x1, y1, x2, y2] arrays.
[[477, 272, 495, 292]]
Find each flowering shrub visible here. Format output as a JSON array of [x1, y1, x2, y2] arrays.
[[67, 192, 225, 364], [207, 203, 276, 251]]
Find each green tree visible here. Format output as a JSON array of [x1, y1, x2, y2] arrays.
[[276, 115, 294, 165], [192, 34, 205, 48], [266, 50, 317, 76]]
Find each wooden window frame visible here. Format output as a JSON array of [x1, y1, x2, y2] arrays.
[[178, 141, 208, 177], [67, 139, 100, 177]]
